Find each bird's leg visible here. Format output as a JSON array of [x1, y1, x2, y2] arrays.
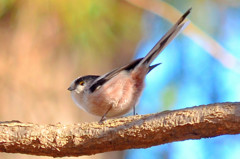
[[133, 105, 138, 115], [99, 106, 112, 123], [133, 105, 136, 115]]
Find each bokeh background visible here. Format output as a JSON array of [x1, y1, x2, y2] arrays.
[[0, 0, 240, 159]]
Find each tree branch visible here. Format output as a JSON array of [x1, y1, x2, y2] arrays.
[[0, 102, 240, 157]]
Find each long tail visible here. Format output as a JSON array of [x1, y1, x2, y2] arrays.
[[138, 8, 191, 67], [88, 8, 191, 93]]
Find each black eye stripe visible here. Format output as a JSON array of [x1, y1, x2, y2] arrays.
[[74, 75, 100, 87]]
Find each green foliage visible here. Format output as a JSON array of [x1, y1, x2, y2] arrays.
[[0, 0, 15, 17], [51, 0, 141, 55], [0, 0, 141, 57]]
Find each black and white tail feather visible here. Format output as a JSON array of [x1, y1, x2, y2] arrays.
[[88, 8, 191, 93]]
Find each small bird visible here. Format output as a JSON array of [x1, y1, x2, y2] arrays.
[[68, 8, 191, 121]]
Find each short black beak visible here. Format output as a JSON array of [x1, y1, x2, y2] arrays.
[[67, 86, 74, 91]]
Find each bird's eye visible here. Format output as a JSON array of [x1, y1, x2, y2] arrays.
[[79, 81, 84, 86]]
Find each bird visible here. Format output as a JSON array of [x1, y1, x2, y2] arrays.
[[68, 8, 191, 122]]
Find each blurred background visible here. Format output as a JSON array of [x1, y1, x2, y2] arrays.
[[0, 0, 240, 159]]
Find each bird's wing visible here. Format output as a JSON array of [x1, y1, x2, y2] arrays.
[[88, 58, 143, 92]]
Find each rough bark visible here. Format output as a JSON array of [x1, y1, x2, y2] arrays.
[[0, 102, 240, 157]]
